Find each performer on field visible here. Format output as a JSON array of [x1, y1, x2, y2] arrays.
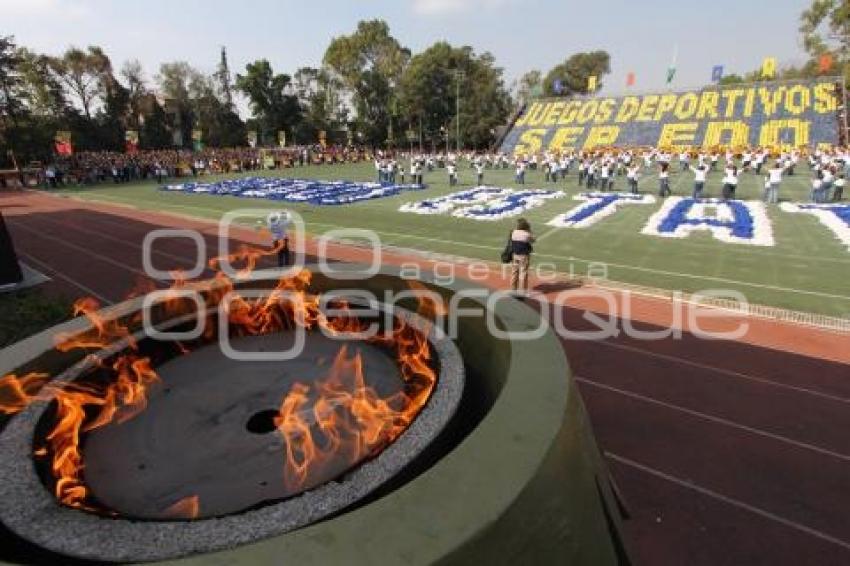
[[722, 165, 740, 200], [448, 161, 458, 186], [658, 162, 671, 197], [626, 164, 640, 194], [690, 164, 709, 199], [833, 174, 845, 201], [475, 160, 485, 186]]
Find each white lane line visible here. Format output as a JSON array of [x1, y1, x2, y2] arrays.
[[10, 222, 153, 280], [69, 192, 850, 301], [61, 186, 843, 265], [535, 226, 561, 243], [16, 251, 114, 305], [73, 188, 850, 267], [17, 215, 214, 274], [605, 451, 850, 552], [583, 339, 850, 405], [575, 376, 850, 463]]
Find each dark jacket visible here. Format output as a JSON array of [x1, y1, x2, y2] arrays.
[[511, 239, 533, 255]]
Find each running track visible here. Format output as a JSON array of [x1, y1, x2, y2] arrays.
[[3, 189, 850, 565]]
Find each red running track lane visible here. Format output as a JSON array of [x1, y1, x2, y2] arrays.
[[3, 189, 850, 565]]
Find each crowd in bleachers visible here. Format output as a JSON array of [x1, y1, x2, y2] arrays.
[[34, 145, 374, 187]]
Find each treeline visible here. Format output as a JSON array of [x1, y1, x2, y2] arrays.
[[0, 20, 521, 165], [1, 0, 844, 165]]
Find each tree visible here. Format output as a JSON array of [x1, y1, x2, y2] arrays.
[[293, 66, 348, 144], [158, 60, 246, 148], [800, 0, 850, 57], [398, 41, 510, 149], [0, 36, 25, 125], [515, 69, 542, 102], [17, 48, 66, 118], [49, 46, 112, 119], [720, 2, 850, 91], [236, 59, 301, 145], [542, 51, 611, 96], [189, 71, 245, 147], [0, 36, 26, 164], [137, 93, 171, 149], [215, 46, 234, 109], [121, 59, 147, 128], [798, 0, 850, 87], [157, 61, 200, 147], [0, 37, 72, 165], [718, 74, 746, 85], [117, 60, 170, 148], [121, 59, 153, 134], [323, 20, 410, 146]]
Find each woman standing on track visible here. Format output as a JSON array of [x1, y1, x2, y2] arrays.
[[509, 218, 536, 296]]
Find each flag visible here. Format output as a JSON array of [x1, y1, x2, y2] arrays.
[[819, 53, 834, 73], [124, 130, 139, 154], [587, 75, 597, 93], [626, 72, 635, 87], [278, 130, 286, 147], [761, 57, 777, 79], [54, 131, 73, 156], [667, 44, 678, 85], [247, 130, 257, 148], [711, 65, 724, 83]]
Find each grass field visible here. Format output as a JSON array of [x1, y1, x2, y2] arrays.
[[52, 160, 850, 318], [0, 289, 69, 348]]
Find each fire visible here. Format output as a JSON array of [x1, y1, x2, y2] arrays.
[[0, 372, 50, 414], [3, 347, 163, 509], [15, 354, 162, 510], [208, 240, 285, 280], [54, 297, 135, 352], [1, 237, 439, 515], [163, 495, 200, 519], [273, 330, 437, 492]]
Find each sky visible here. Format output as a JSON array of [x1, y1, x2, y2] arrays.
[[2, 0, 815, 115]]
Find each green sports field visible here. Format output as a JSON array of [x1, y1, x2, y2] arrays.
[[56, 161, 850, 318]]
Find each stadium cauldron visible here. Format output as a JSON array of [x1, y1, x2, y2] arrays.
[[0, 266, 629, 565]]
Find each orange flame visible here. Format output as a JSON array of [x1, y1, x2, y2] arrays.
[[273, 333, 436, 492], [1, 234, 439, 515], [0, 372, 50, 414], [208, 241, 284, 280], [163, 495, 200, 519], [54, 297, 135, 352]]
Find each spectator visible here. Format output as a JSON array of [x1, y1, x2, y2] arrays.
[[509, 217, 535, 296]]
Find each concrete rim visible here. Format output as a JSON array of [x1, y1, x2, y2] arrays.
[[0, 298, 464, 563]]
